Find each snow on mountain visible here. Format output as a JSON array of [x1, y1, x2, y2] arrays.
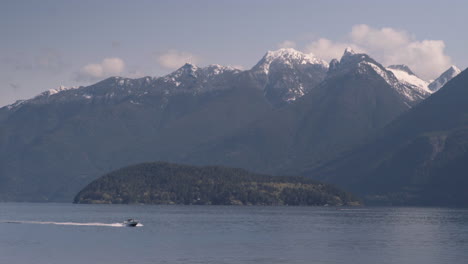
[[428, 66, 461, 92], [3, 48, 443, 112], [253, 48, 329, 75], [158, 63, 242, 96], [387, 65, 432, 95], [45, 85, 80, 96], [331, 48, 431, 105], [4, 85, 82, 110], [5, 100, 26, 110], [327, 48, 431, 107], [162, 63, 240, 87], [2, 64, 242, 111], [201, 64, 241, 77], [251, 48, 329, 104], [2, 49, 330, 111]]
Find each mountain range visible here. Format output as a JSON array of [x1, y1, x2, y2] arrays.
[[0, 47, 462, 202], [309, 69, 468, 206]]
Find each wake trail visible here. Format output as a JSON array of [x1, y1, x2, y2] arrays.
[[1, 220, 142, 227]]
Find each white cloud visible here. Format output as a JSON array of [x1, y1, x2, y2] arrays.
[[350, 24, 410, 51], [304, 24, 453, 80], [277, 40, 296, 49], [305, 38, 362, 62], [76, 57, 125, 81], [158, 50, 199, 70]]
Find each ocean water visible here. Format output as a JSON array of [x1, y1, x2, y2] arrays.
[[1, 203, 468, 264]]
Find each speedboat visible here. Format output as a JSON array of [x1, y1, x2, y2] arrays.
[[123, 218, 139, 227]]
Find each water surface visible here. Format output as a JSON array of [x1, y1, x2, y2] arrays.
[[1, 203, 467, 264]]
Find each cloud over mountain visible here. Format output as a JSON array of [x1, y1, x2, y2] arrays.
[[306, 38, 362, 62], [306, 24, 453, 80], [158, 50, 199, 70], [75, 57, 125, 81]]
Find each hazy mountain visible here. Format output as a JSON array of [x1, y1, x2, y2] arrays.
[[428, 65, 461, 92], [184, 49, 412, 175], [309, 68, 468, 206]]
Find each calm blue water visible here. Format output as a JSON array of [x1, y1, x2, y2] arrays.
[[1, 203, 468, 264]]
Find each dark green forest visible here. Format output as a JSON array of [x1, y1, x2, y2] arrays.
[[74, 162, 360, 206]]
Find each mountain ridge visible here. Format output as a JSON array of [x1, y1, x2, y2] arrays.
[[0, 48, 461, 202], [428, 65, 462, 92], [182, 49, 412, 175], [307, 68, 468, 206]]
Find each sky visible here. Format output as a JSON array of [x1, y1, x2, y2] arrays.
[[1, 0, 467, 107]]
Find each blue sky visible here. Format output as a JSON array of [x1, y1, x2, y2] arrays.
[[1, 0, 467, 106]]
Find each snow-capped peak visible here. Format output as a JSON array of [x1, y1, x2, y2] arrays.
[[166, 63, 200, 80], [386, 65, 431, 94], [249, 48, 329, 104], [264, 48, 313, 60], [253, 48, 328, 74], [428, 65, 461, 92], [159, 62, 241, 90], [450, 65, 461, 73], [164, 63, 240, 81], [338, 48, 370, 65], [329, 49, 431, 104], [201, 64, 241, 77]]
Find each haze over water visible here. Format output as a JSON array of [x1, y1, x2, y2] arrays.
[[1, 203, 468, 264]]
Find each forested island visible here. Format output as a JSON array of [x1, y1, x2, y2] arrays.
[[74, 162, 360, 206]]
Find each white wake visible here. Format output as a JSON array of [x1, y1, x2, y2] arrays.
[[3, 220, 143, 227]]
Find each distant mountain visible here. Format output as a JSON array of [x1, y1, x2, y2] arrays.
[[0, 65, 271, 202], [184, 49, 412, 175], [333, 49, 431, 106], [0, 48, 335, 202], [387, 64, 432, 101], [309, 68, 468, 206], [428, 65, 461, 92], [0, 48, 448, 202], [73, 162, 360, 206], [250, 48, 328, 105]]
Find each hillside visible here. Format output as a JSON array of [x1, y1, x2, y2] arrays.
[[0, 49, 327, 202], [184, 49, 412, 174], [74, 162, 360, 206], [309, 68, 468, 206], [0, 48, 447, 202]]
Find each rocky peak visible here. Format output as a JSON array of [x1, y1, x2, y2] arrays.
[[429, 65, 462, 92], [252, 48, 328, 75]]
